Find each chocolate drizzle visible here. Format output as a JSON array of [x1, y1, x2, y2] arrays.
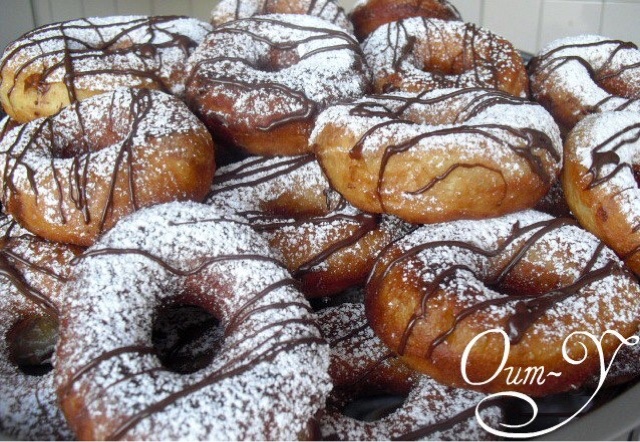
[[364, 17, 526, 95], [1, 15, 208, 105], [60, 240, 324, 440], [585, 122, 640, 190], [530, 38, 640, 102], [186, 16, 366, 133], [208, 155, 383, 278], [346, 90, 560, 207], [375, 217, 617, 359]]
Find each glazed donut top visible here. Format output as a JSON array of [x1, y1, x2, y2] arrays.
[[211, 0, 353, 32], [185, 14, 369, 128], [0, 15, 212, 99], [529, 35, 640, 115], [56, 202, 330, 439]]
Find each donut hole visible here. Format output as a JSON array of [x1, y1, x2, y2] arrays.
[[7, 314, 58, 376], [342, 393, 406, 422], [152, 304, 224, 374], [633, 164, 640, 187], [50, 119, 126, 158]]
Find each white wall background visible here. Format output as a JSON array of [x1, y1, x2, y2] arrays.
[[1, 0, 640, 56]]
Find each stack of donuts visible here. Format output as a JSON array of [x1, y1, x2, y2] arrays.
[[0, 0, 639, 440]]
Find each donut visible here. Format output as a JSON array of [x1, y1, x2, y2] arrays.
[[317, 303, 502, 440], [211, 0, 353, 32], [206, 155, 409, 297], [528, 35, 640, 135], [366, 210, 640, 396], [563, 111, 640, 276], [54, 201, 331, 440], [184, 14, 371, 156], [350, 0, 461, 41], [362, 17, 529, 97], [0, 87, 215, 246], [311, 88, 563, 224], [0, 213, 82, 440], [0, 115, 19, 141], [0, 15, 212, 123]]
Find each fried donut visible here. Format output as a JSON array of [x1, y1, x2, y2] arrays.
[[211, 0, 353, 32], [54, 201, 331, 440], [0, 15, 211, 124], [185, 14, 371, 156], [311, 88, 562, 224], [0, 213, 82, 440], [563, 111, 640, 276], [350, 0, 461, 41], [0, 87, 215, 246], [528, 35, 640, 135], [366, 210, 640, 396], [317, 303, 502, 440], [206, 155, 409, 297], [362, 17, 529, 97]]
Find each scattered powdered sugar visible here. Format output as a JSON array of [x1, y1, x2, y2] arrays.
[[185, 13, 370, 128], [0, 88, 212, 241], [0, 217, 78, 440], [385, 210, 640, 348], [1, 16, 212, 97], [55, 201, 331, 440], [316, 303, 501, 440], [210, 0, 353, 32], [362, 17, 526, 97], [530, 35, 640, 124]]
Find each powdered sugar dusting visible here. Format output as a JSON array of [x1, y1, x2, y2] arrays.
[[0, 213, 79, 440], [1, 16, 212, 97], [317, 303, 501, 440], [211, 0, 353, 32], [362, 17, 527, 97], [55, 201, 331, 440], [186, 13, 370, 129], [386, 210, 640, 346]]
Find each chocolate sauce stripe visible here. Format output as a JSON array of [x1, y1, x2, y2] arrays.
[[407, 163, 504, 195], [60, 345, 157, 401], [586, 122, 640, 189], [293, 213, 379, 277], [329, 322, 369, 345], [2, 248, 69, 282], [0, 253, 59, 316], [208, 155, 314, 196], [74, 247, 286, 276], [193, 76, 316, 131], [395, 397, 503, 441], [225, 277, 303, 334], [107, 334, 326, 440]]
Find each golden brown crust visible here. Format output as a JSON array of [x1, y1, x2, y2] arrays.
[[311, 89, 562, 224], [563, 112, 640, 275], [0, 89, 215, 246], [0, 16, 212, 123], [365, 211, 640, 396], [362, 17, 529, 98], [350, 0, 461, 41]]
